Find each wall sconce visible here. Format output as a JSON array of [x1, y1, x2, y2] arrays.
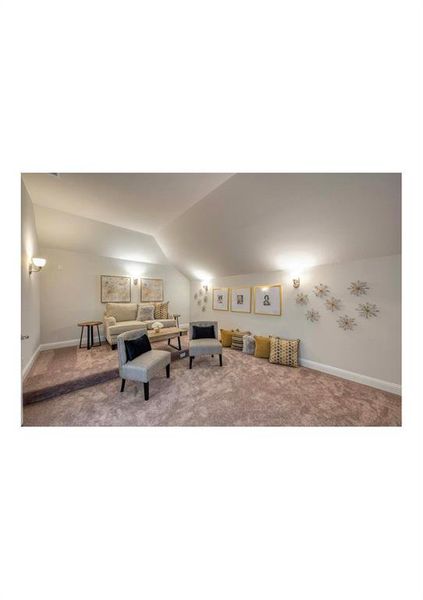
[[29, 257, 46, 275], [133, 278, 139, 286], [293, 278, 300, 288]]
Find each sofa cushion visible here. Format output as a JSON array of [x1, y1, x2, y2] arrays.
[[254, 336, 271, 358], [105, 303, 138, 322], [137, 304, 155, 321], [192, 325, 216, 339], [125, 334, 152, 362], [269, 337, 300, 367], [189, 338, 222, 356], [220, 329, 234, 347], [109, 321, 145, 336], [242, 335, 256, 355], [231, 330, 250, 351], [154, 301, 169, 319]]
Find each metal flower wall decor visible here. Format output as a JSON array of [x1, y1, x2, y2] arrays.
[[337, 314, 357, 331], [348, 280, 369, 296], [314, 283, 330, 298], [296, 293, 309, 305], [306, 309, 320, 322], [325, 296, 341, 312], [356, 302, 379, 319]]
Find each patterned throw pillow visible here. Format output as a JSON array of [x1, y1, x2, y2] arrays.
[[254, 336, 271, 358], [137, 304, 155, 322], [231, 330, 251, 351], [269, 337, 300, 367], [242, 335, 256, 355], [154, 301, 169, 319], [220, 329, 234, 347]]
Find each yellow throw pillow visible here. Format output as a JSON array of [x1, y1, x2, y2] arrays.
[[220, 329, 234, 347], [254, 335, 271, 358], [269, 337, 300, 367]]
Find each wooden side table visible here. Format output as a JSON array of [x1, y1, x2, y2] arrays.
[[78, 320, 102, 350]]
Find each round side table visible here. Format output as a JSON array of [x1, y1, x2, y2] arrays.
[[78, 320, 102, 350]]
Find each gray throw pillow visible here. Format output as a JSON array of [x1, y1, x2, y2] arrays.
[[242, 335, 256, 355], [137, 304, 155, 322]]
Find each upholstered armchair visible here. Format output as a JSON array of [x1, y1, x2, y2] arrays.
[[117, 328, 171, 400], [188, 321, 223, 368]]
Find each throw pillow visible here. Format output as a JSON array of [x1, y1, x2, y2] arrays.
[[220, 329, 234, 347], [192, 325, 215, 339], [269, 337, 300, 367], [154, 301, 169, 319], [124, 334, 152, 362], [242, 335, 256, 355], [254, 335, 271, 358], [231, 330, 251, 351], [136, 304, 155, 322]]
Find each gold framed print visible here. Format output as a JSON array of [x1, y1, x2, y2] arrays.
[[230, 287, 251, 313], [253, 284, 282, 316], [141, 278, 164, 302], [212, 287, 229, 311], [101, 275, 131, 303]]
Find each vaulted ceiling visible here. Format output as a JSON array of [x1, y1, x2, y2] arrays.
[[23, 173, 401, 278]]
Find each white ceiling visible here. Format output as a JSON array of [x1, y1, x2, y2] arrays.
[[22, 173, 233, 235], [25, 173, 401, 278]]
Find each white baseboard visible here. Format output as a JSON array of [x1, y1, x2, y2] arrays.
[[300, 358, 401, 395], [22, 345, 41, 380], [39, 336, 107, 351]]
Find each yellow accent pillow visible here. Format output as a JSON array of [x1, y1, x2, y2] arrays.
[[254, 336, 271, 358], [220, 329, 234, 347]]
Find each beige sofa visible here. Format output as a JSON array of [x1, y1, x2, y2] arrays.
[[103, 303, 176, 348]]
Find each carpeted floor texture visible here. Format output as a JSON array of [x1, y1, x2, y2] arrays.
[[23, 344, 401, 426]]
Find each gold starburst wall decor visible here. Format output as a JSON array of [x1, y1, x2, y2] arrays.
[[348, 280, 369, 296], [296, 293, 309, 305], [313, 283, 330, 298], [356, 302, 379, 319], [337, 314, 357, 331], [306, 309, 320, 322], [325, 296, 341, 312]]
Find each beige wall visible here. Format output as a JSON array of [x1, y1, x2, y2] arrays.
[[21, 182, 41, 373], [190, 254, 401, 385], [39, 247, 190, 344]]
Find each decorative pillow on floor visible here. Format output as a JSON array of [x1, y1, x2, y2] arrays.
[[154, 301, 169, 319], [137, 303, 155, 322], [269, 337, 300, 367], [254, 336, 271, 359], [220, 329, 234, 347], [242, 335, 256, 355], [231, 330, 251, 351]]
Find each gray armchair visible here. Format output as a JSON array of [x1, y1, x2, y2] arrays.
[[117, 328, 171, 400], [189, 321, 223, 369]]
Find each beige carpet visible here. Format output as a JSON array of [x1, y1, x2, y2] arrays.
[[23, 344, 401, 427]]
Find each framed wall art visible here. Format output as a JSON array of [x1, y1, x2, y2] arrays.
[[230, 287, 251, 313], [101, 275, 131, 303], [253, 284, 282, 316], [212, 287, 229, 311], [141, 278, 164, 302]]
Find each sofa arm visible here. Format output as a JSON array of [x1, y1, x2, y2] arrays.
[[104, 315, 116, 331]]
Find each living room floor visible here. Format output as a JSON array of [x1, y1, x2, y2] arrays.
[[23, 344, 401, 426]]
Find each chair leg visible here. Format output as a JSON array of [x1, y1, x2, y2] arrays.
[[219, 354, 223, 366], [166, 364, 170, 378], [189, 356, 194, 369], [144, 382, 149, 401], [120, 379, 126, 392]]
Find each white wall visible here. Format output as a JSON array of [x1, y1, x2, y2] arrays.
[[190, 254, 401, 387], [21, 182, 41, 374], [39, 247, 190, 344]]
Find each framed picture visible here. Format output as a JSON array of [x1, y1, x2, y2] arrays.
[[212, 287, 229, 311], [254, 284, 282, 316], [230, 287, 251, 313], [141, 278, 164, 302], [101, 275, 131, 303]]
